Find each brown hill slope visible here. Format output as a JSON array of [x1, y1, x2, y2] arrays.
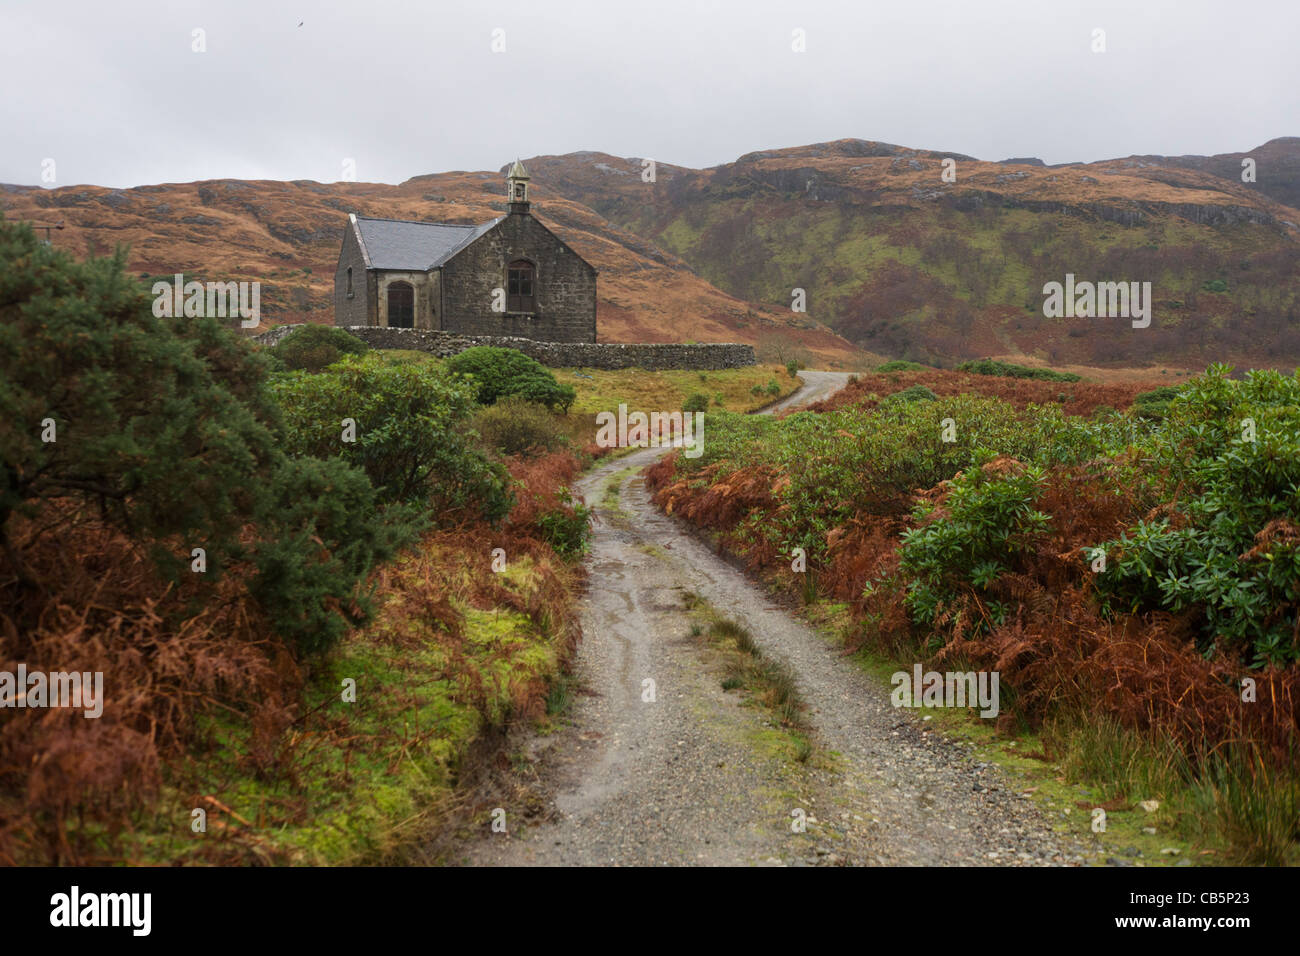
[[524, 139, 1300, 369], [0, 172, 866, 368], [1119, 137, 1300, 212]]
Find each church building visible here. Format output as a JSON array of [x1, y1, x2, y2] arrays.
[[333, 161, 597, 342]]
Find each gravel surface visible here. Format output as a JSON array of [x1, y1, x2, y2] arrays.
[[461, 373, 1090, 866]]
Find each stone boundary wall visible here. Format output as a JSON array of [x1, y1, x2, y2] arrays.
[[251, 325, 756, 370]]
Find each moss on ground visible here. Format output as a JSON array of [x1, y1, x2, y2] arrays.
[[120, 543, 573, 865]]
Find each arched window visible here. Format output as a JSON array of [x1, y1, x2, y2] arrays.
[[507, 260, 535, 312], [387, 281, 414, 328]]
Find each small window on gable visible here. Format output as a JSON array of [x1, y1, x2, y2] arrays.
[[346, 267, 354, 297], [507, 260, 535, 312]]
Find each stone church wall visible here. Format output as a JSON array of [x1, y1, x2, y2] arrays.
[[440, 213, 596, 343], [332, 226, 369, 327]]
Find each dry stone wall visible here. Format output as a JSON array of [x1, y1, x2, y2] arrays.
[[253, 325, 756, 370]]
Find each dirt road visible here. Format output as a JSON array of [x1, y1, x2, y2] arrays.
[[462, 373, 1087, 866]]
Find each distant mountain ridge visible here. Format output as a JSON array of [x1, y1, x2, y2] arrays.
[[1119, 137, 1300, 211]]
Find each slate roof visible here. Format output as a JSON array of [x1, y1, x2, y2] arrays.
[[353, 216, 502, 271]]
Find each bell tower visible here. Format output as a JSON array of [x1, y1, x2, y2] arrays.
[[506, 158, 531, 214]]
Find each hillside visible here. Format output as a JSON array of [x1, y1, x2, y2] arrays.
[[523, 138, 1300, 368], [0, 173, 866, 368], [1122, 137, 1300, 211], [5, 135, 1299, 370]]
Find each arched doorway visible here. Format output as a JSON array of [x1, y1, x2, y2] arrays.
[[387, 281, 414, 328]]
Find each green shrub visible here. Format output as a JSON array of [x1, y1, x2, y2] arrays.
[[786, 359, 799, 378], [876, 360, 927, 372], [683, 393, 709, 413], [535, 489, 593, 558], [251, 456, 419, 655], [471, 395, 569, 457], [270, 352, 512, 521], [957, 358, 1081, 382], [271, 324, 368, 372], [1136, 386, 1183, 404], [1202, 278, 1229, 293], [1132, 385, 1184, 420], [1094, 366, 1300, 665], [676, 393, 1116, 564], [882, 385, 938, 405], [0, 218, 411, 656], [765, 379, 781, 396], [894, 461, 1050, 635], [445, 346, 575, 412]]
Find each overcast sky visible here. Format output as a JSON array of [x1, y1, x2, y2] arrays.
[[2, 0, 1295, 189]]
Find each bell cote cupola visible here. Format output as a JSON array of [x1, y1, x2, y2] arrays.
[[507, 158, 531, 214]]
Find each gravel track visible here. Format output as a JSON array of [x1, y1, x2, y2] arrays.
[[461, 372, 1089, 866]]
